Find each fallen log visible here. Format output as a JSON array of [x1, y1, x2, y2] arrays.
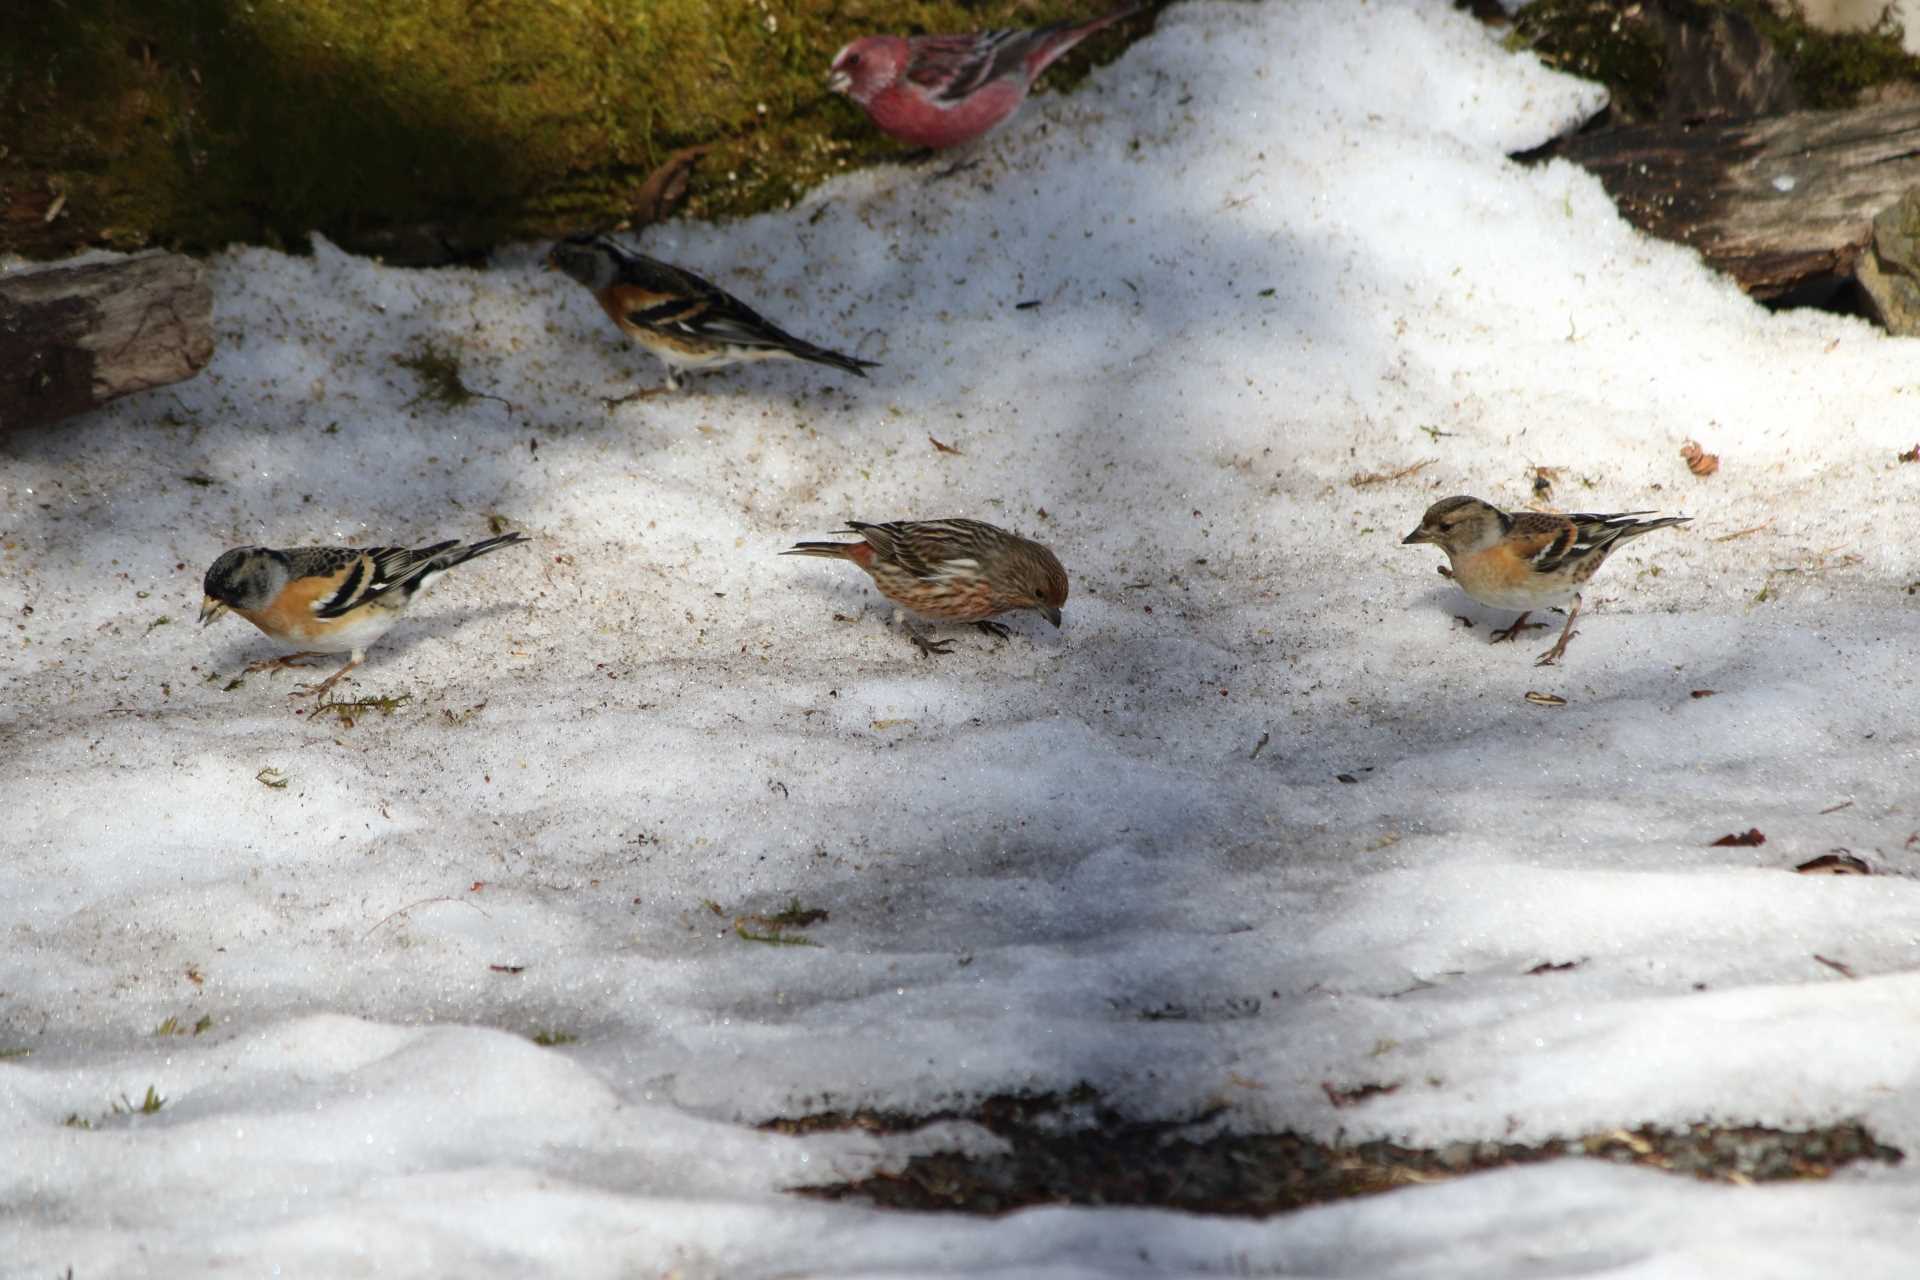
[[0, 251, 213, 432], [1543, 100, 1920, 302]]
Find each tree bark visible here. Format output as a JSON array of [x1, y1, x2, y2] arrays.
[[0, 252, 213, 432], [1546, 101, 1920, 300]]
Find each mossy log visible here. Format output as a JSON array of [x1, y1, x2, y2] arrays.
[[0, 252, 213, 432], [1547, 101, 1920, 300], [0, 1, 1154, 265]]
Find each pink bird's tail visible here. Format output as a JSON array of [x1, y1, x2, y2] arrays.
[[1024, 3, 1146, 80]]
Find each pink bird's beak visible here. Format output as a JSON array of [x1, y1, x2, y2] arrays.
[[826, 68, 852, 95]]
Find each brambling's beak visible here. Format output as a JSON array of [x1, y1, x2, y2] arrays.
[[198, 596, 229, 626], [1401, 527, 1430, 545], [826, 69, 852, 95], [1040, 605, 1062, 628]]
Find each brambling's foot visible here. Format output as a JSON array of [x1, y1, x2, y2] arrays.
[[1489, 614, 1548, 645], [910, 631, 955, 659], [1534, 599, 1583, 666], [1534, 629, 1578, 667], [246, 653, 324, 676], [975, 620, 1012, 641], [1436, 564, 1454, 579], [292, 658, 362, 699]]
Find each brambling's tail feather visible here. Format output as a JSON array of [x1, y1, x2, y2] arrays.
[[1538, 512, 1689, 576], [429, 531, 533, 573], [1570, 512, 1691, 549], [786, 343, 880, 378], [312, 534, 529, 619], [696, 308, 877, 376]]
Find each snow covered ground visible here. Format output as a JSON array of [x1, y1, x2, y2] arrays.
[[8, 0, 1920, 1274]]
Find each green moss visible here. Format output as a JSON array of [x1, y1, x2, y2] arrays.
[[1509, 1, 1920, 121], [309, 692, 413, 726], [1512, 0, 1667, 120], [1, 0, 1152, 260], [395, 342, 494, 410], [1729, 0, 1917, 107]]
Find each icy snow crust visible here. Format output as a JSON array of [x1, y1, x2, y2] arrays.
[[6, 1, 1920, 1275]]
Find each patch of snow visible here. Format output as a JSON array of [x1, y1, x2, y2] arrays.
[[6, 1, 1920, 1275]]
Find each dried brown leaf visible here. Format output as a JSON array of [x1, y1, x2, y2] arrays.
[[1526, 959, 1582, 975], [631, 145, 711, 224], [1796, 853, 1869, 875], [1680, 440, 1720, 477], [1813, 954, 1857, 979], [1322, 1080, 1400, 1108]]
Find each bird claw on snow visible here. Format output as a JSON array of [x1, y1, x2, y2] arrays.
[[1488, 615, 1548, 645], [910, 631, 955, 658], [1534, 629, 1578, 667], [245, 653, 321, 676]]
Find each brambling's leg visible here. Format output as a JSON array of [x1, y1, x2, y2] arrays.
[[245, 652, 325, 676], [975, 620, 1012, 641], [293, 652, 363, 698], [1534, 595, 1582, 667], [908, 627, 954, 659], [1489, 613, 1548, 644]]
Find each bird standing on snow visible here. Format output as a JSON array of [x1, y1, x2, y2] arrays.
[[827, 5, 1143, 151], [782, 518, 1069, 657], [546, 233, 878, 399], [1402, 496, 1690, 667], [200, 533, 530, 697]]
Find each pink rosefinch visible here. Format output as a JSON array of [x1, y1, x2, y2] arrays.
[[827, 5, 1143, 151], [782, 518, 1069, 655]]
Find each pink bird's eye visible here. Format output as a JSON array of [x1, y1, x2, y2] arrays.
[[843, 52, 860, 68]]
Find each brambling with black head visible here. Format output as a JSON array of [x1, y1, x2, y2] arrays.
[[545, 233, 878, 400], [1402, 496, 1689, 666], [782, 517, 1068, 657], [200, 532, 530, 697]]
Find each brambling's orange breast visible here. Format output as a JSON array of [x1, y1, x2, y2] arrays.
[[1451, 543, 1572, 611], [236, 572, 342, 643]]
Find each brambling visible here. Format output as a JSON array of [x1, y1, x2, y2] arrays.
[[782, 518, 1068, 657], [1402, 496, 1690, 666], [199, 532, 530, 696], [545, 233, 878, 398], [829, 5, 1143, 151]]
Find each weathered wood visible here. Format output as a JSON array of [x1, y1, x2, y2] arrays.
[[0, 252, 213, 431], [1548, 101, 1920, 300]]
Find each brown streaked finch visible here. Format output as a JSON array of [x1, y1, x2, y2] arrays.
[[545, 233, 878, 399], [782, 518, 1070, 656], [827, 5, 1144, 152], [1402, 496, 1691, 667]]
